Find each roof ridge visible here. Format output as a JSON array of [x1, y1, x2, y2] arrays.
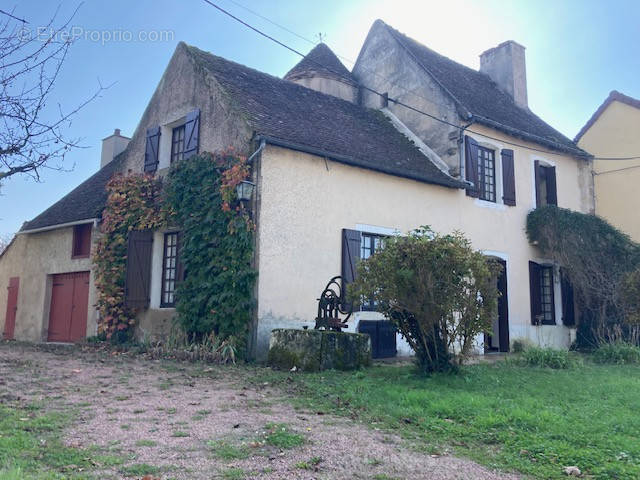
[[575, 90, 640, 142], [283, 42, 356, 84]]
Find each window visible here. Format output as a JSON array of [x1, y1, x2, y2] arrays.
[[477, 146, 496, 202], [535, 160, 557, 207], [539, 266, 555, 325], [161, 232, 179, 307], [170, 125, 185, 164], [529, 261, 556, 325], [72, 224, 92, 258], [361, 233, 386, 310]]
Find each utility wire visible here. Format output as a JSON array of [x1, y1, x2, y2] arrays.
[[202, 0, 640, 161], [594, 164, 640, 176]]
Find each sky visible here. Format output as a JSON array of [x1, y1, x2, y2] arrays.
[[1, 0, 639, 238]]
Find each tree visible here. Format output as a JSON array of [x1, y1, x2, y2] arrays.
[[526, 206, 640, 347], [348, 227, 500, 373], [0, 5, 103, 184]]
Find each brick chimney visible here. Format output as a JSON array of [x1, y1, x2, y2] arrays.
[[101, 128, 130, 168], [480, 41, 528, 109]]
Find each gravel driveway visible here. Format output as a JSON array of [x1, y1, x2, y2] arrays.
[[0, 342, 518, 479]]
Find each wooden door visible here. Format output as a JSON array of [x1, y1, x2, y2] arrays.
[[3, 277, 19, 339], [48, 271, 89, 342]]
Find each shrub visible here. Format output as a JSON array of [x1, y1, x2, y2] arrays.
[[593, 343, 640, 365], [510, 337, 533, 353], [349, 226, 500, 373], [515, 346, 575, 369]]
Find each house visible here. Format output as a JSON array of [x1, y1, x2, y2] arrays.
[[575, 90, 640, 241], [0, 20, 592, 359]]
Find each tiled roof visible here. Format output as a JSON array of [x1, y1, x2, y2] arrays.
[[20, 155, 124, 231], [284, 43, 357, 85], [186, 44, 463, 188], [575, 90, 640, 142], [381, 21, 589, 157], [21, 43, 465, 232]]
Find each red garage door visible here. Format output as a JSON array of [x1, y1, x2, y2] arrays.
[[48, 271, 89, 342]]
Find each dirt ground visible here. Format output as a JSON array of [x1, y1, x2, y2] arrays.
[[0, 342, 519, 480]]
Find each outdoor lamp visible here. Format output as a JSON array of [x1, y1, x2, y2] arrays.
[[236, 180, 255, 203]]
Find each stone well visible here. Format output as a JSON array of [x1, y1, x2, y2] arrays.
[[267, 328, 371, 372]]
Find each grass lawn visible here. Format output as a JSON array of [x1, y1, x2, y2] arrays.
[[0, 404, 123, 479], [257, 360, 640, 479]]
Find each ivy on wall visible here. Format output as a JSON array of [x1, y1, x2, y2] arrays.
[[164, 150, 256, 352], [93, 174, 165, 340], [526, 205, 640, 347]]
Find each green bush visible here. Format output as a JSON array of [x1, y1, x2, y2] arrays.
[[593, 343, 640, 364], [349, 226, 500, 374], [515, 346, 575, 369], [510, 338, 532, 353]]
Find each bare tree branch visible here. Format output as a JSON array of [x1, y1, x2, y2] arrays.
[[0, 2, 106, 184]]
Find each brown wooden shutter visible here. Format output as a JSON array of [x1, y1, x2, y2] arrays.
[[125, 230, 154, 309], [534, 160, 542, 207], [501, 149, 516, 206], [529, 261, 542, 325], [341, 229, 362, 310], [560, 268, 575, 326], [144, 127, 161, 173], [183, 109, 200, 159], [546, 165, 557, 206], [465, 136, 479, 197]]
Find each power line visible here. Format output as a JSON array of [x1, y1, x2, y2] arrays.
[[594, 164, 640, 176], [202, 0, 640, 162]]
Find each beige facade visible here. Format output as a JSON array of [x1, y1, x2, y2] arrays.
[[254, 128, 589, 357], [0, 224, 98, 341], [577, 95, 640, 241]]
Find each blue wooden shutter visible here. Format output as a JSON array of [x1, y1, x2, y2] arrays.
[[144, 127, 161, 173], [183, 109, 200, 159]]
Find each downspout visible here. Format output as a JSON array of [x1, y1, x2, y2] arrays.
[[458, 120, 474, 188], [247, 138, 266, 361]]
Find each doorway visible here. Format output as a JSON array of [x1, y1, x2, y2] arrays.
[[485, 259, 509, 353]]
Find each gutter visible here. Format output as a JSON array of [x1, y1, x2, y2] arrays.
[[255, 135, 465, 189], [247, 139, 266, 163], [18, 218, 98, 235]]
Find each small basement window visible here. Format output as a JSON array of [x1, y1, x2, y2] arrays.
[[72, 223, 92, 258]]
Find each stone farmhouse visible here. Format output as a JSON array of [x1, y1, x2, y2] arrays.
[[0, 20, 593, 359]]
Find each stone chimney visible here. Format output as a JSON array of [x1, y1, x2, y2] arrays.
[[480, 41, 528, 109], [101, 128, 130, 168]]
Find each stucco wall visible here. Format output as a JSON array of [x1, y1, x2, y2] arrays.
[[0, 225, 98, 341], [288, 75, 359, 103], [578, 100, 640, 241], [254, 137, 588, 358]]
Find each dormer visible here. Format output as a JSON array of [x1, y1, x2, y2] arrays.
[[284, 43, 359, 103]]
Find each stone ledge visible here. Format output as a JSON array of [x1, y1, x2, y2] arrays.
[[267, 328, 371, 372]]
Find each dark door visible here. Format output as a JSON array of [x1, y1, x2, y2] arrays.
[[358, 320, 397, 359], [48, 271, 89, 342], [485, 259, 509, 352], [3, 277, 19, 340]]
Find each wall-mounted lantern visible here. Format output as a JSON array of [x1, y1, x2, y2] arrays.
[[236, 180, 256, 203]]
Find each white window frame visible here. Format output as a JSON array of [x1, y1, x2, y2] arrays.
[[530, 155, 556, 209]]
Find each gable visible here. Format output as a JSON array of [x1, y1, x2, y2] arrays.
[[370, 21, 586, 157]]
